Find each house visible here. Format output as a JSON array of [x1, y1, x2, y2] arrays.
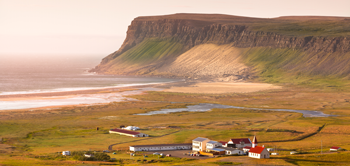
[[243, 146, 251, 153], [248, 146, 270, 159], [129, 143, 192, 151], [217, 147, 244, 155], [109, 128, 148, 137], [219, 141, 228, 147], [330, 146, 341, 151], [206, 141, 223, 151], [227, 138, 252, 148], [192, 137, 210, 152]]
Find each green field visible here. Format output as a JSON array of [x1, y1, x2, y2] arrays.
[[1, 85, 350, 165]]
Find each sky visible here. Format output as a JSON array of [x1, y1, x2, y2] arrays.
[[1, 0, 349, 57]]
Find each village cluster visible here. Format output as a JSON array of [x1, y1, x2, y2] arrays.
[[108, 127, 269, 159], [106, 127, 343, 160]]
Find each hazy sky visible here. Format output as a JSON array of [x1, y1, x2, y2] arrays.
[[1, 0, 349, 56]]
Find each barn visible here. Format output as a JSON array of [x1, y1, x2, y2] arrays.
[[129, 143, 192, 151]]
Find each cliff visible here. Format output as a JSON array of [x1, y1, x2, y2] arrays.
[[92, 14, 350, 84]]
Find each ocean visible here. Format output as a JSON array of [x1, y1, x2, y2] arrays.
[[0, 55, 178, 110]]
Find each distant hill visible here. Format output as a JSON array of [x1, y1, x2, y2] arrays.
[[91, 13, 350, 88]]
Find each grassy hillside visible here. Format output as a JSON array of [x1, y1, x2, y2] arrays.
[[251, 19, 350, 37], [119, 38, 183, 63], [100, 38, 184, 74], [241, 47, 350, 89]]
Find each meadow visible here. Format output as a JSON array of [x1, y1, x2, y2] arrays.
[[1, 83, 350, 165]]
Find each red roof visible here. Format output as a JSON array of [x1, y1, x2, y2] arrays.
[[252, 136, 258, 144], [243, 146, 251, 149], [248, 146, 266, 154], [229, 138, 251, 144], [219, 141, 227, 145], [110, 128, 141, 135], [330, 146, 340, 149]]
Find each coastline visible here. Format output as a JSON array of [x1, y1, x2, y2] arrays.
[[0, 83, 166, 112], [0, 80, 283, 112]]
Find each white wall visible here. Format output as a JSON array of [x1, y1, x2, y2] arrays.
[[130, 145, 192, 152]]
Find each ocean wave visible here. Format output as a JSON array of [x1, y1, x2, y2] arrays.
[[0, 82, 164, 96]]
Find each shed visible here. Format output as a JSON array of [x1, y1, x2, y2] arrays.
[[290, 151, 298, 155], [330, 146, 341, 151], [109, 128, 148, 137], [62, 151, 71, 156]]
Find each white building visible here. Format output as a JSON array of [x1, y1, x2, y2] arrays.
[[243, 146, 251, 154], [248, 146, 270, 159], [267, 148, 274, 152], [330, 146, 341, 151], [227, 138, 252, 148], [206, 141, 223, 151], [62, 151, 70, 156], [123, 126, 140, 131], [109, 128, 148, 137], [192, 137, 210, 152], [217, 147, 244, 155], [129, 143, 192, 152]]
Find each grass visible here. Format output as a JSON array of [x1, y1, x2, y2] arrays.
[[119, 38, 183, 63], [2, 86, 350, 165], [100, 38, 184, 74], [250, 19, 350, 37], [240, 47, 350, 89]]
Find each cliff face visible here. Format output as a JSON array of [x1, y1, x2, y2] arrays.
[[93, 14, 350, 81]]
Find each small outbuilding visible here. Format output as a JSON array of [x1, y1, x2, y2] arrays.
[[290, 151, 298, 155], [243, 146, 252, 154], [267, 148, 274, 152], [62, 151, 71, 156], [330, 146, 341, 151], [216, 147, 244, 155], [109, 128, 148, 137]]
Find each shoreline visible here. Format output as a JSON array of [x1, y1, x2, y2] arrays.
[[0, 83, 166, 112], [0, 81, 282, 112]]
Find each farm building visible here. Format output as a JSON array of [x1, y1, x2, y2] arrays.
[[248, 146, 270, 159], [129, 143, 192, 151], [206, 141, 223, 150], [227, 138, 252, 148], [219, 141, 227, 147], [330, 146, 341, 151], [206, 148, 225, 155], [192, 137, 210, 152], [243, 146, 251, 153], [109, 128, 148, 137], [217, 147, 244, 155]]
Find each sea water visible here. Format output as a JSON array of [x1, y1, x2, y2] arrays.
[[0, 55, 177, 110]]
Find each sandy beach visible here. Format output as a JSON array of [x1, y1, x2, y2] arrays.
[[0, 84, 159, 111], [162, 82, 282, 94], [0, 81, 282, 112]]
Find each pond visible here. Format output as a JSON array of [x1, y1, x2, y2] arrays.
[[135, 103, 334, 117]]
